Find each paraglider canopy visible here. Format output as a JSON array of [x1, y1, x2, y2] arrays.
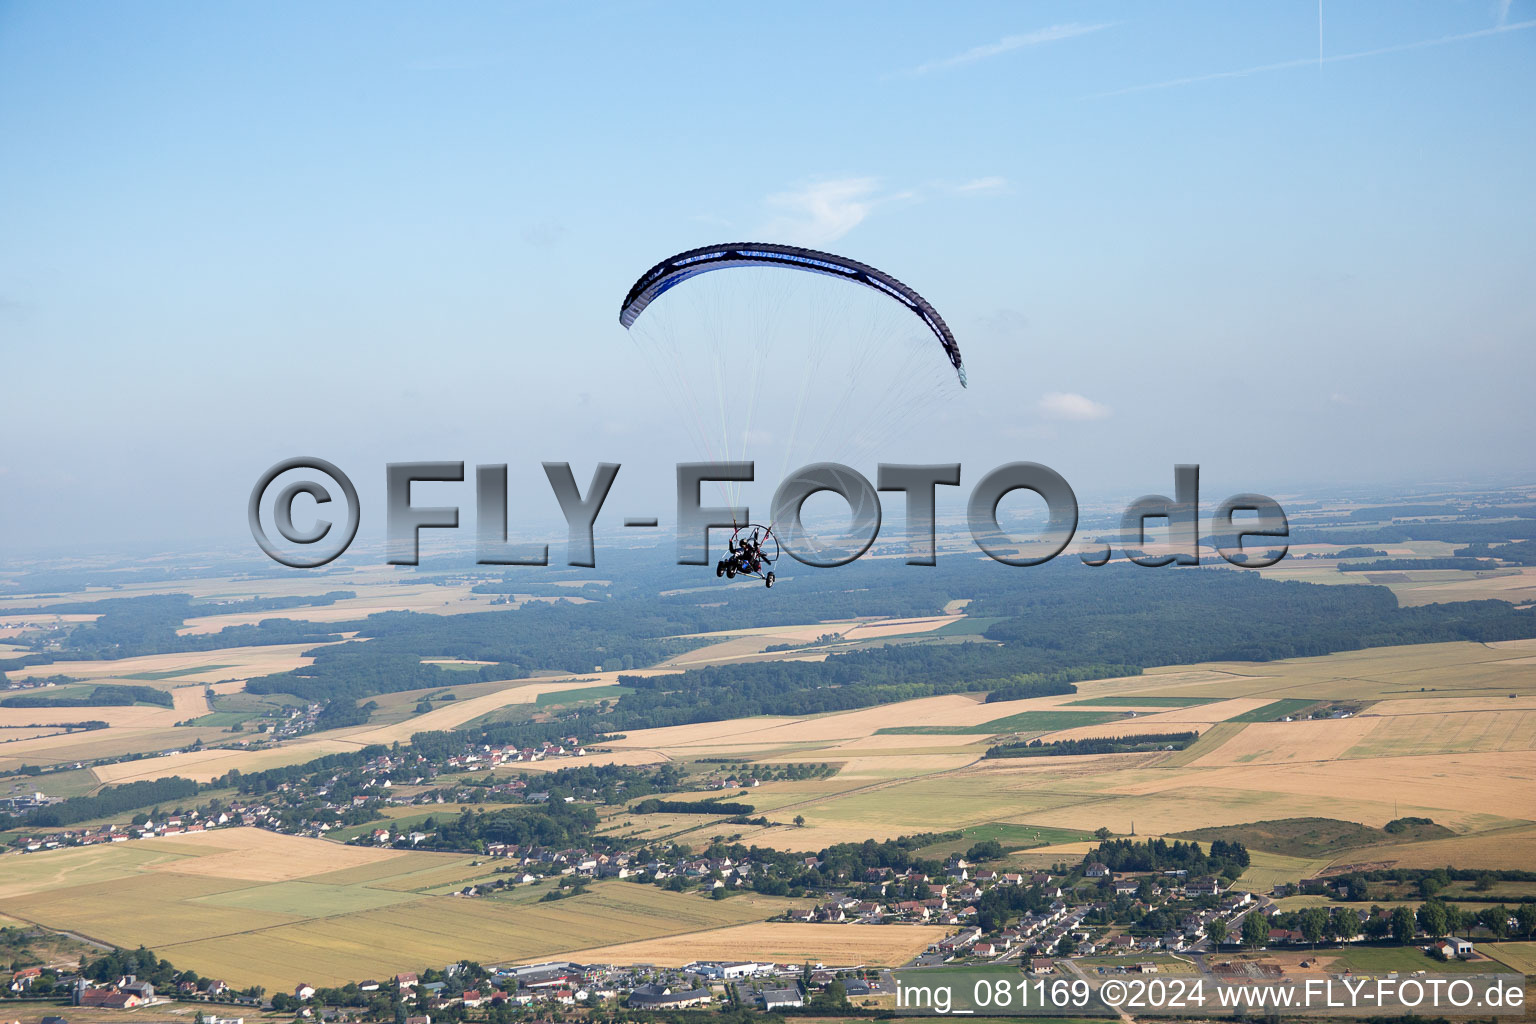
[[620, 242, 966, 387]]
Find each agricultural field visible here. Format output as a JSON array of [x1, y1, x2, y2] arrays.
[[5, 552, 1536, 992], [875, 710, 1126, 736], [613, 640, 1536, 865], [555, 921, 949, 968], [655, 614, 965, 670], [1318, 945, 1512, 975], [914, 823, 1096, 859], [4, 642, 338, 687], [1064, 696, 1222, 708], [0, 827, 802, 989], [1483, 942, 1536, 975], [81, 671, 669, 784], [1176, 817, 1453, 858]]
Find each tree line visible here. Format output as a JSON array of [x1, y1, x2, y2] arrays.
[[986, 731, 1199, 758]]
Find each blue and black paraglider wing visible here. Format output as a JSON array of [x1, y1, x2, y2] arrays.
[[619, 243, 966, 387]]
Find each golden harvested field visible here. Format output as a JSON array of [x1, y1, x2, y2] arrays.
[[343, 670, 663, 745], [1377, 695, 1536, 714], [5, 642, 340, 685], [157, 884, 794, 990], [141, 827, 403, 881], [0, 724, 232, 774], [0, 681, 216, 773], [556, 921, 949, 967], [175, 583, 508, 635], [1391, 566, 1536, 606], [1343, 709, 1536, 759], [1333, 824, 1536, 871], [0, 828, 804, 989], [1037, 697, 1273, 742], [1247, 557, 1536, 607], [1189, 718, 1378, 766], [694, 643, 1536, 854], [0, 703, 179, 729], [605, 692, 1095, 753], [654, 615, 961, 671], [1122, 641, 1536, 702], [91, 737, 365, 784]]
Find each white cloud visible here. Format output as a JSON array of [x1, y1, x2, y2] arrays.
[[757, 174, 1008, 244], [952, 176, 1009, 195], [906, 23, 1112, 76], [760, 178, 893, 245], [1038, 392, 1112, 421]]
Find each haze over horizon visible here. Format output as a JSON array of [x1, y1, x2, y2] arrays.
[[2, 1, 1533, 555]]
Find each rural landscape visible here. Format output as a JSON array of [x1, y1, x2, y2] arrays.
[[3, 486, 1536, 1021], [5, 3, 1534, 1021]]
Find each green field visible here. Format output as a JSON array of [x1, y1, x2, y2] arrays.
[[209, 690, 303, 712], [123, 665, 233, 681], [181, 711, 255, 727], [876, 710, 1124, 736], [916, 822, 1095, 857], [1228, 699, 1322, 723], [536, 683, 633, 706], [1483, 942, 1536, 975], [1323, 945, 1510, 974], [1176, 817, 1454, 858], [13, 766, 101, 798]]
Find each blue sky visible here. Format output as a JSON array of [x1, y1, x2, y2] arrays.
[[1, 1, 1533, 553]]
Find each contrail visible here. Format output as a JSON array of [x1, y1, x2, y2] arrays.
[[1092, 18, 1536, 98]]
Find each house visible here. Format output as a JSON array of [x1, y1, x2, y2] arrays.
[[459, 991, 483, 1008], [626, 984, 712, 1010], [1085, 863, 1111, 878], [1029, 959, 1055, 975], [1135, 962, 1160, 974], [117, 978, 154, 1001], [1187, 877, 1222, 896], [691, 962, 772, 980], [10, 967, 42, 991], [79, 989, 142, 1009], [762, 987, 804, 1010], [1435, 938, 1475, 959], [295, 984, 317, 1001], [395, 973, 418, 989]]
